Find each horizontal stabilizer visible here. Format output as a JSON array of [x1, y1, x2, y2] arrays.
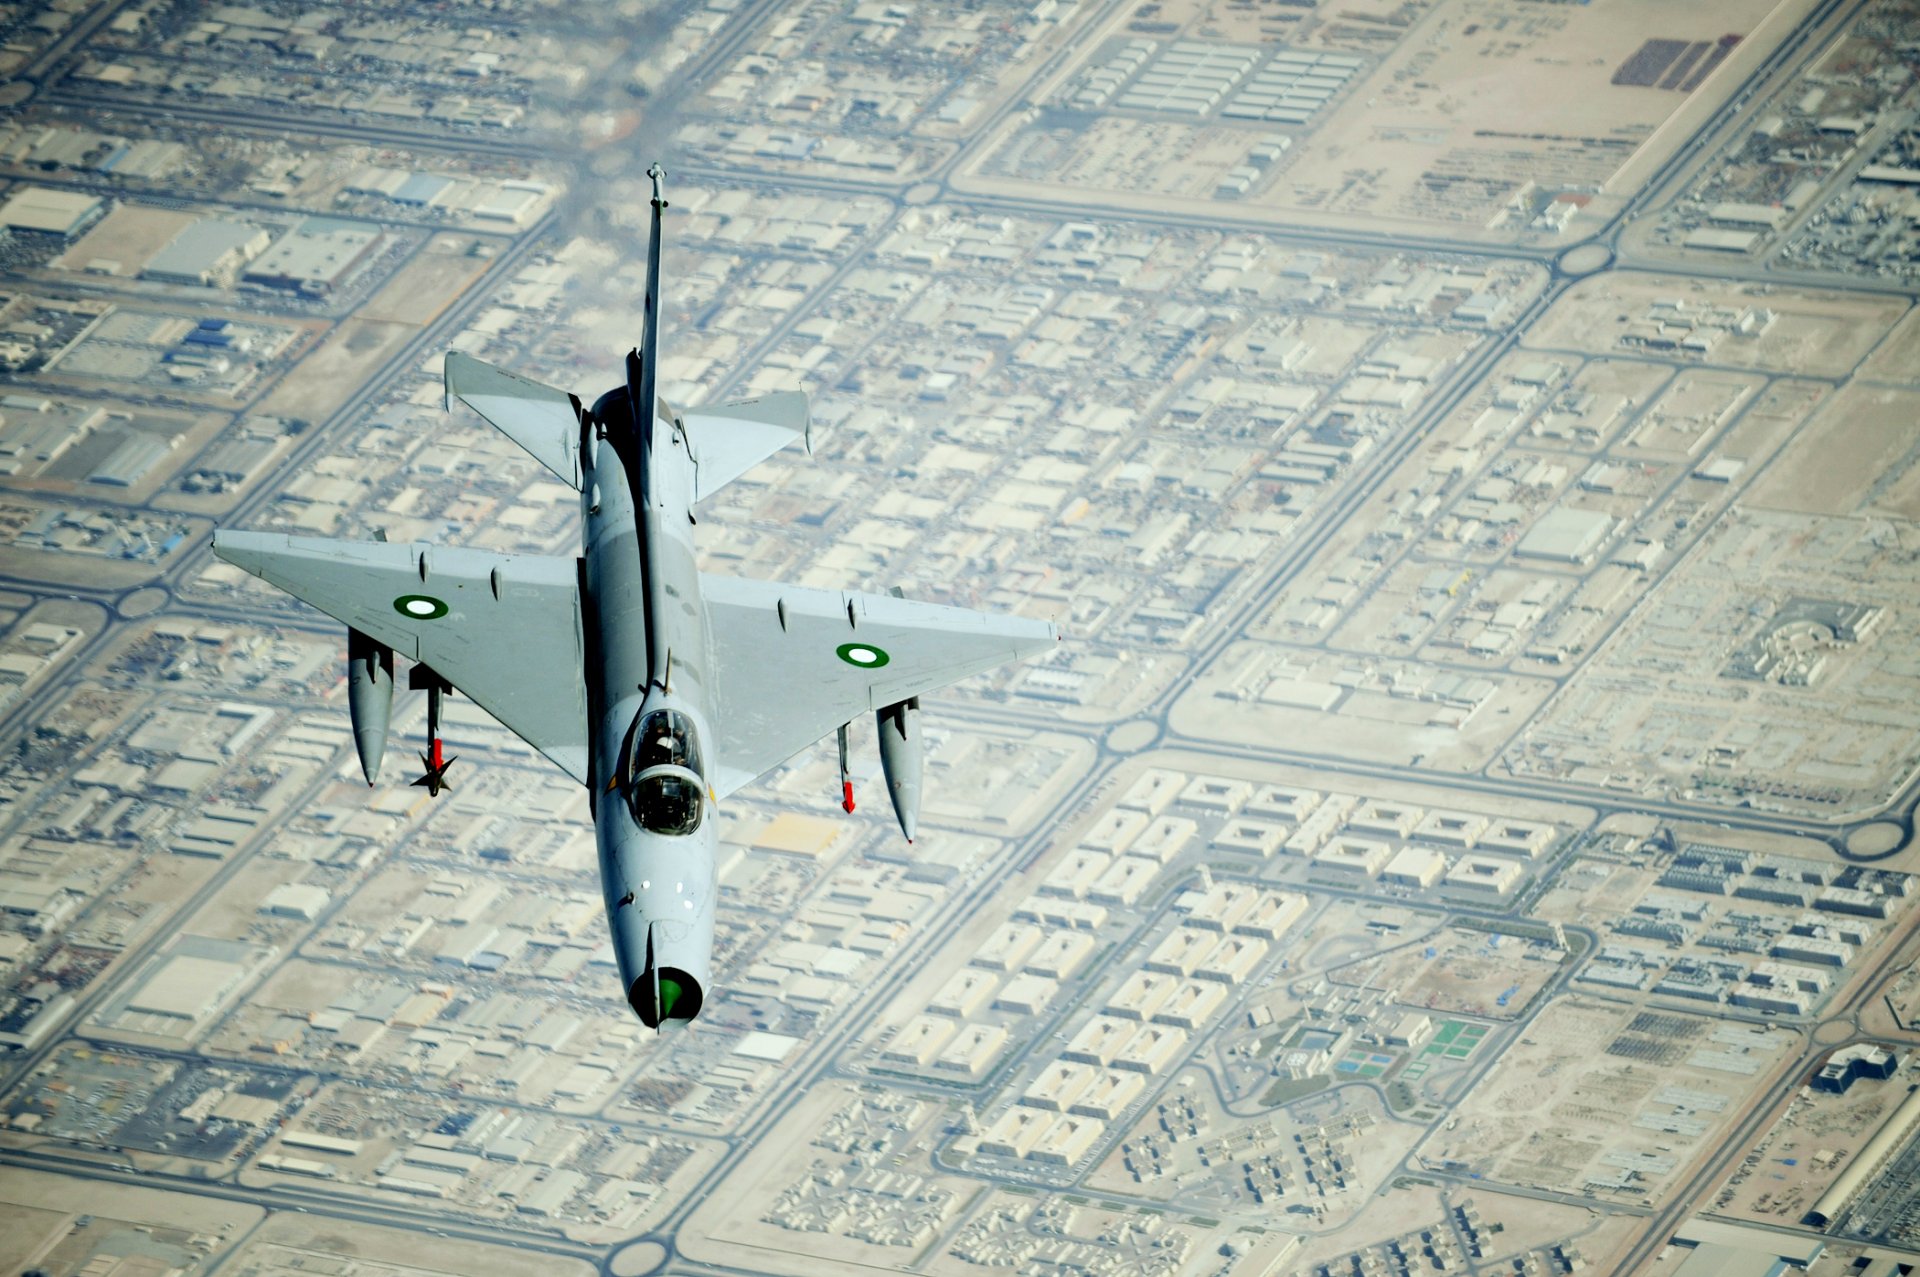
[[682, 390, 809, 503], [444, 351, 582, 489]]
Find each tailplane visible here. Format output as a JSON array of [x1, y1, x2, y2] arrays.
[[681, 392, 810, 502], [443, 352, 583, 489]]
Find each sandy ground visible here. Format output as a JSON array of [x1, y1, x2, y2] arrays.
[[0, 1166, 263, 1274], [1745, 383, 1920, 518], [1523, 274, 1907, 377], [53, 205, 197, 277], [957, 0, 1821, 244], [1856, 304, 1920, 385], [253, 317, 416, 425], [357, 234, 494, 327], [231, 1211, 598, 1277]]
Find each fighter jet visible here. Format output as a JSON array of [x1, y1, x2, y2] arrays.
[[212, 165, 1057, 1027]]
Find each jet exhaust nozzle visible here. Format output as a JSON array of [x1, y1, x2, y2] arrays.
[[628, 967, 703, 1028]]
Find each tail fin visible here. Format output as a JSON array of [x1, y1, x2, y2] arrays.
[[444, 352, 582, 489], [682, 391, 810, 502]]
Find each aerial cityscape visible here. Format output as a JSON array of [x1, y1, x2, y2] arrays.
[[2, 0, 1920, 1274]]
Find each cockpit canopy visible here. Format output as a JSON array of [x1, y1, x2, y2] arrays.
[[631, 709, 703, 778], [624, 709, 705, 836]]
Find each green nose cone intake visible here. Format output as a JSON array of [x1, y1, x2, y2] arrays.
[[629, 968, 702, 1027]]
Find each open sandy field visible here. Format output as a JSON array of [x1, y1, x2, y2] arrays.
[[958, 0, 1822, 243], [1523, 274, 1907, 376], [0, 1166, 262, 1275], [1744, 383, 1920, 518], [1420, 994, 1797, 1206], [52, 205, 197, 277]]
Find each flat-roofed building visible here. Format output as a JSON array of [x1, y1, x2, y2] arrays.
[[1130, 815, 1197, 863], [1020, 1060, 1099, 1111], [1707, 201, 1787, 230], [1235, 891, 1307, 940], [1813, 1043, 1898, 1094], [979, 1106, 1049, 1158], [1107, 971, 1179, 1022], [143, 219, 272, 286], [1082, 807, 1149, 855], [0, 186, 104, 235], [1215, 819, 1287, 858], [994, 973, 1059, 1016], [1070, 1069, 1145, 1119], [1196, 934, 1268, 984], [1154, 980, 1227, 1029], [1026, 930, 1096, 980], [1117, 768, 1185, 815], [1382, 845, 1448, 888], [1286, 795, 1355, 855], [1414, 809, 1487, 848], [973, 921, 1044, 972], [1317, 837, 1392, 878], [1817, 886, 1891, 919], [262, 882, 330, 921], [928, 968, 1000, 1018], [1386, 1013, 1434, 1047], [1040, 848, 1111, 899], [1751, 960, 1828, 994], [282, 1130, 363, 1156], [0, 884, 83, 935], [1479, 820, 1556, 859], [1445, 855, 1524, 896], [1730, 981, 1809, 1016], [472, 181, 550, 228], [1146, 927, 1219, 977], [243, 220, 382, 296], [1771, 936, 1852, 968], [934, 1023, 1008, 1077], [1062, 1015, 1137, 1067], [1348, 800, 1421, 838], [1187, 881, 1260, 932], [1113, 1024, 1186, 1075], [1515, 507, 1615, 565], [1018, 898, 1109, 931], [1181, 775, 1252, 814], [882, 1014, 957, 1066], [126, 954, 246, 1026], [1029, 1114, 1105, 1166], [1089, 854, 1159, 906], [1247, 784, 1321, 822]]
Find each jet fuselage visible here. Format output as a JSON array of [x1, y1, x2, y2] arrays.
[[582, 378, 717, 1028]]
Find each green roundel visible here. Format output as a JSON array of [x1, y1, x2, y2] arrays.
[[836, 642, 890, 669], [393, 594, 449, 620]]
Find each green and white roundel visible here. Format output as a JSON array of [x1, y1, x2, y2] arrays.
[[836, 642, 890, 669], [394, 594, 449, 620]]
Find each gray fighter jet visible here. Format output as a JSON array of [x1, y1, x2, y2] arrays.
[[212, 166, 1057, 1027]]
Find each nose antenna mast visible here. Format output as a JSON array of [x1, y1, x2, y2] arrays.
[[626, 162, 668, 444]]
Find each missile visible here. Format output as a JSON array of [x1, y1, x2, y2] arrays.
[[345, 628, 393, 785], [876, 696, 922, 843]]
